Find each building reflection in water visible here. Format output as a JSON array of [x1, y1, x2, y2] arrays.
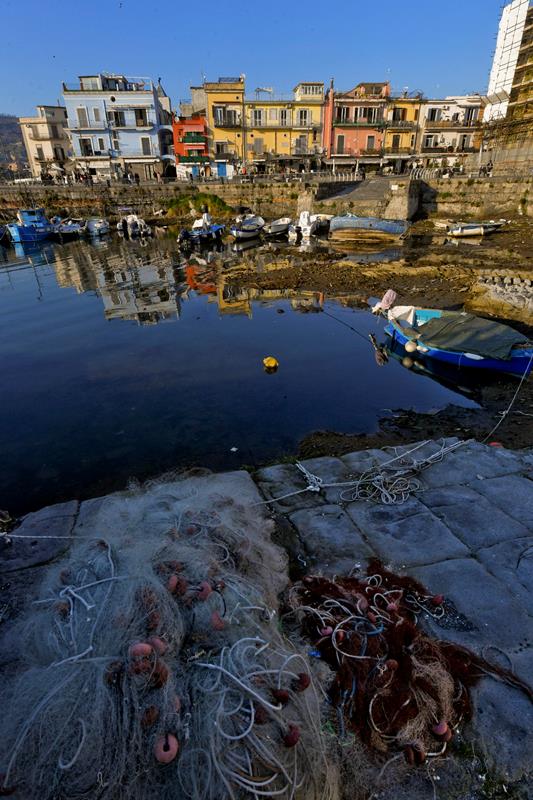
[[29, 238, 367, 323]]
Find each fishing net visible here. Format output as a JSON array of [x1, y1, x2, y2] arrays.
[[0, 479, 335, 800], [286, 560, 532, 767]]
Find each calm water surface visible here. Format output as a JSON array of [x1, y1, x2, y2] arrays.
[[0, 237, 477, 515]]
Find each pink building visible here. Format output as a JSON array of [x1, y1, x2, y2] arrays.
[[323, 81, 390, 165]]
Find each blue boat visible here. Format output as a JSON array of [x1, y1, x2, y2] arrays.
[[6, 208, 53, 243], [179, 223, 225, 244], [329, 213, 409, 241], [384, 306, 533, 378]]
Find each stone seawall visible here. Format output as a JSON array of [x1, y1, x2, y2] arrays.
[[418, 176, 533, 219]]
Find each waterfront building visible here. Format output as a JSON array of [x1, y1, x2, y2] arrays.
[[382, 96, 422, 165], [244, 82, 324, 170], [484, 0, 531, 122], [322, 81, 390, 167], [204, 77, 246, 174], [62, 73, 175, 181], [418, 96, 483, 164], [19, 105, 71, 177], [172, 114, 209, 175]]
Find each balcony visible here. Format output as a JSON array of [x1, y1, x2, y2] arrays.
[[383, 146, 414, 154], [214, 118, 242, 128], [361, 148, 382, 155], [333, 119, 385, 128], [68, 121, 108, 130], [182, 132, 206, 143], [179, 155, 210, 163], [385, 120, 418, 129], [421, 145, 478, 153], [423, 119, 480, 130]]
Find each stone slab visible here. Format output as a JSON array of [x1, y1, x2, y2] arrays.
[[297, 456, 351, 504], [419, 486, 530, 551], [288, 504, 375, 571], [0, 501, 78, 573], [256, 463, 324, 512], [345, 497, 469, 568], [419, 441, 525, 490], [477, 537, 533, 613], [469, 474, 533, 529], [411, 558, 533, 652]]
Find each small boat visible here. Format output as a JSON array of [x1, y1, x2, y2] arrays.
[[329, 213, 409, 242], [85, 217, 110, 237], [446, 220, 506, 237], [230, 214, 265, 240], [383, 305, 533, 378], [264, 217, 292, 237], [6, 208, 53, 243], [117, 213, 152, 238], [179, 223, 225, 243], [51, 217, 85, 241], [288, 211, 319, 242]]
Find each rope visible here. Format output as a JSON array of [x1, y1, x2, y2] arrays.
[[482, 351, 533, 444]]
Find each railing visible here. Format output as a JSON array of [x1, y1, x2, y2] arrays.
[[383, 146, 414, 154], [63, 78, 153, 92], [384, 120, 418, 129], [213, 119, 242, 128], [421, 145, 478, 153], [182, 133, 206, 142], [423, 119, 481, 129], [179, 155, 210, 163], [333, 119, 385, 127], [68, 121, 108, 130]]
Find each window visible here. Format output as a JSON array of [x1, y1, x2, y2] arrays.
[[427, 108, 441, 121], [252, 109, 263, 126], [253, 137, 264, 154], [51, 124, 59, 138], [112, 136, 120, 152], [80, 77, 99, 90], [410, 134, 415, 148], [36, 146, 44, 160], [423, 135, 435, 148], [280, 109, 288, 126], [135, 108, 149, 126], [336, 135, 345, 154], [269, 108, 278, 121], [98, 138, 105, 151], [297, 109, 309, 126], [79, 138, 93, 156], [215, 142, 228, 155], [76, 107, 89, 127], [54, 146, 65, 160], [337, 106, 350, 122], [392, 108, 406, 121], [367, 135, 376, 150], [93, 107, 101, 122], [108, 110, 126, 127], [141, 137, 151, 155]]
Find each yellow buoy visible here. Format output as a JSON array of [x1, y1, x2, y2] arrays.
[[263, 356, 279, 372]]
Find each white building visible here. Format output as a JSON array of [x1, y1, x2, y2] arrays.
[[484, 0, 531, 122]]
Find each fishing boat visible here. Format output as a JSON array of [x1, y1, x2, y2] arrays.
[[85, 217, 110, 237], [51, 217, 85, 241], [117, 213, 152, 238], [230, 214, 265, 240], [446, 220, 506, 237], [6, 208, 53, 243], [179, 223, 225, 244], [264, 217, 292, 237], [329, 213, 409, 242], [383, 305, 533, 378]]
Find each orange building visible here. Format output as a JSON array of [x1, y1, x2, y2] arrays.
[[172, 114, 209, 167]]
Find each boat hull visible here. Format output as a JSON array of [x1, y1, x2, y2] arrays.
[[85, 219, 110, 236], [6, 223, 52, 243], [329, 214, 408, 241], [230, 226, 263, 240], [385, 322, 533, 377]]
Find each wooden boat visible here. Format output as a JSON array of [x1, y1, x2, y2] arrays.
[[329, 213, 409, 242], [6, 209, 53, 243], [446, 220, 506, 237], [264, 217, 292, 237], [230, 214, 265, 240], [384, 305, 533, 378]]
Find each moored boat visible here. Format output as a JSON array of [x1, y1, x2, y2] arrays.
[[6, 208, 53, 243], [85, 217, 110, 237], [329, 213, 409, 242], [51, 217, 85, 241], [230, 214, 265, 240], [264, 217, 292, 237], [179, 223, 225, 244], [382, 304, 533, 378], [446, 220, 506, 237]]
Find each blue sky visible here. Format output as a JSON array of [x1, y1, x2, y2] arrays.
[[1, 0, 504, 116]]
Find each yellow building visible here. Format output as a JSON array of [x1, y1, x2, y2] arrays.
[[244, 82, 324, 166], [203, 77, 324, 167], [204, 77, 246, 163], [383, 97, 422, 159], [19, 105, 71, 177]]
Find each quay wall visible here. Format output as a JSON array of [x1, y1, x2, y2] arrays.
[[0, 176, 532, 224]]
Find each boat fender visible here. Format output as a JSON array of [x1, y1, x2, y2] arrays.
[[405, 341, 417, 353]]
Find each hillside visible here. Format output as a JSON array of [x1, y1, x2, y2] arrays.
[[0, 113, 26, 166]]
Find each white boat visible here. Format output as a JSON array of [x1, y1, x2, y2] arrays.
[[264, 217, 292, 236], [230, 214, 265, 240], [117, 213, 152, 238], [86, 217, 110, 236], [446, 220, 506, 237], [288, 211, 320, 242]]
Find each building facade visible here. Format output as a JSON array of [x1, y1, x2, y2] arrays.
[[204, 77, 246, 169], [323, 81, 390, 166], [19, 105, 71, 177], [62, 73, 174, 181], [382, 97, 422, 162], [419, 96, 483, 162], [483, 0, 530, 122], [172, 114, 209, 172]]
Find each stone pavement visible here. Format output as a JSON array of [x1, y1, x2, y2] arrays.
[[257, 438, 533, 783], [1, 438, 532, 793]]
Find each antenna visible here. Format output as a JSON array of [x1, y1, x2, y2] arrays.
[[254, 87, 273, 99]]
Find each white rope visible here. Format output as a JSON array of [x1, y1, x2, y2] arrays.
[[482, 351, 533, 444]]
